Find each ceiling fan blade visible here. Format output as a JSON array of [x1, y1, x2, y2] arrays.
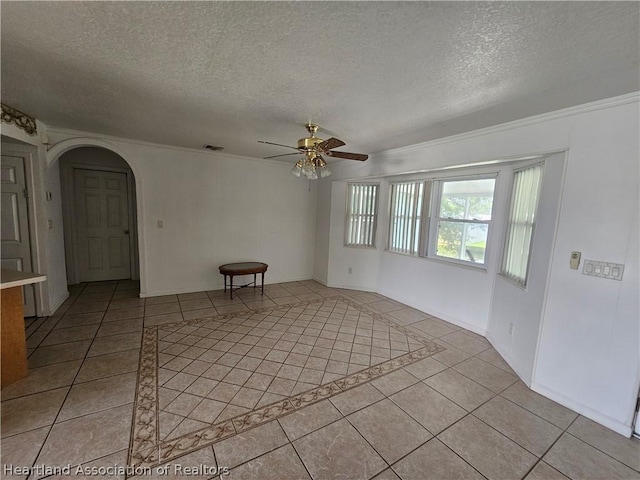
[[317, 137, 345, 151], [263, 152, 301, 159], [327, 151, 369, 161], [258, 140, 299, 151]]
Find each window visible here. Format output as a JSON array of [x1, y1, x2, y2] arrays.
[[432, 178, 496, 264], [501, 163, 544, 286], [388, 181, 425, 254], [345, 183, 379, 247]]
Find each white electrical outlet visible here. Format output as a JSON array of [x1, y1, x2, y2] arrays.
[[347, 267, 353, 274], [508, 323, 514, 335], [157, 220, 163, 228]]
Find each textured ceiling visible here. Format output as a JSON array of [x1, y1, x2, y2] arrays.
[[1, 2, 638, 159]]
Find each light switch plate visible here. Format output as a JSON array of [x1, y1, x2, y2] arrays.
[[582, 259, 624, 281]]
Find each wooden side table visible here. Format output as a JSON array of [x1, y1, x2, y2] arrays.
[[218, 262, 268, 299]]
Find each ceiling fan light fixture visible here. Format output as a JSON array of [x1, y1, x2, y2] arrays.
[[290, 159, 304, 177]]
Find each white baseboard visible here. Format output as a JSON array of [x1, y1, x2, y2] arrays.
[[485, 333, 530, 385], [48, 291, 70, 316], [377, 287, 487, 336], [531, 381, 633, 437]]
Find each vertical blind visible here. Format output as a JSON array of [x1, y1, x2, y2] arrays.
[[388, 181, 425, 254], [501, 163, 544, 286], [345, 183, 379, 246]]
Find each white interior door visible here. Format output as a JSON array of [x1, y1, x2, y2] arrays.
[[74, 168, 131, 282], [1, 153, 36, 316]]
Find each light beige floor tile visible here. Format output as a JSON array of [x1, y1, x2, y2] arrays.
[[55, 312, 104, 328], [474, 396, 562, 456], [180, 298, 214, 311], [501, 382, 578, 429], [347, 398, 432, 463], [96, 318, 143, 337], [217, 304, 252, 314], [75, 348, 140, 383], [425, 369, 495, 411], [178, 291, 210, 301], [439, 331, 490, 355], [145, 302, 180, 317], [476, 348, 516, 374], [431, 342, 473, 366], [188, 398, 227, 423], [278, 399, 342, 441], [108, 297, 144, 309], [143, 312, 184, 326], [41, 324, 99, 346], [214, 421, 288, 469], [567, 415, 640, 470], [330, 383, 385, 416], [228, 444, 310, 480], [1, 360, 82, 400], [66, 301, 109, 315], [166, 417, 209, 441], [453, 357, 518, 393], [103, 306, 145, 322], [145, 294, 178, 305], [439, 415, 537, 480], [525, 461, 570, 480], [87, 332, 142, 357], [392, 438, 484, 480], [130, 447, 217, 479], [28, 340, 91, 368], [74, 449, 129, 480], [182, 308, 218, 320], [36, 403, 133, 469], [0, 426, 50, 479], [371, 468, 401, 480], [2, 388, 69, 438], [391, 382, 466, 435], [387, 308, 429, 325], [371, 369, 420, 396], [544, 433, 638, 480], [409, 318, 458, 338], [293, 418, 387, 480], [402, 357, 447, 380], [57, 372, 137, 421]]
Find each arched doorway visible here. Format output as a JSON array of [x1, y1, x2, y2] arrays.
[[59, 146, 139, 284]]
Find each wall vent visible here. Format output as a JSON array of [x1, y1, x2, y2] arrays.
[[203, 144, 223, 151]]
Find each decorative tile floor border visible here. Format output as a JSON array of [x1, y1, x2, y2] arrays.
[[128, 296, 445, 468]]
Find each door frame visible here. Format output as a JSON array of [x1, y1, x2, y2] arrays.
[[0, 139, 46, 316], [61, 162, 138, 284]]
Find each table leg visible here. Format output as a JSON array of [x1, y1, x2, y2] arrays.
[[253, 273, 257, 289], [230, 275, 234, 300], [1, 286, 28, 387], [223, 274, 227, 293], [261, 272, 265, 296]]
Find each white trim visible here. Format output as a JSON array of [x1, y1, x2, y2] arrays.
[[531, 381, 633, 437], [377, 92, 640, 157], [325, 282, 377, 293]]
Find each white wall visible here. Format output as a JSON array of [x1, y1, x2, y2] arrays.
[[46, 129, 318, 298], [317, 93, 640, 435]]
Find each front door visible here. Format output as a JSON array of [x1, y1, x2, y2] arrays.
[[74, 168, 131, 282], [1, 153, 36, 316]]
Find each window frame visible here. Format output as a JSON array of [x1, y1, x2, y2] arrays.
[[344, 182, 380, 248], [426, 174, 498, 268]]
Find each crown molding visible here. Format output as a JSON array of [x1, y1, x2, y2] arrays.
[[378, 92, 640, 157], [43, 126, 287, 167]]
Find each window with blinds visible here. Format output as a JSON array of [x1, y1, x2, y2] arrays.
[[501, 163, 544, 286], [345, 183, 379, 247], [388, 181, 425, 255]]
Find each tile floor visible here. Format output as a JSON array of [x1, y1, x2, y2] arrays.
[[2, 280, 639, 480]]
